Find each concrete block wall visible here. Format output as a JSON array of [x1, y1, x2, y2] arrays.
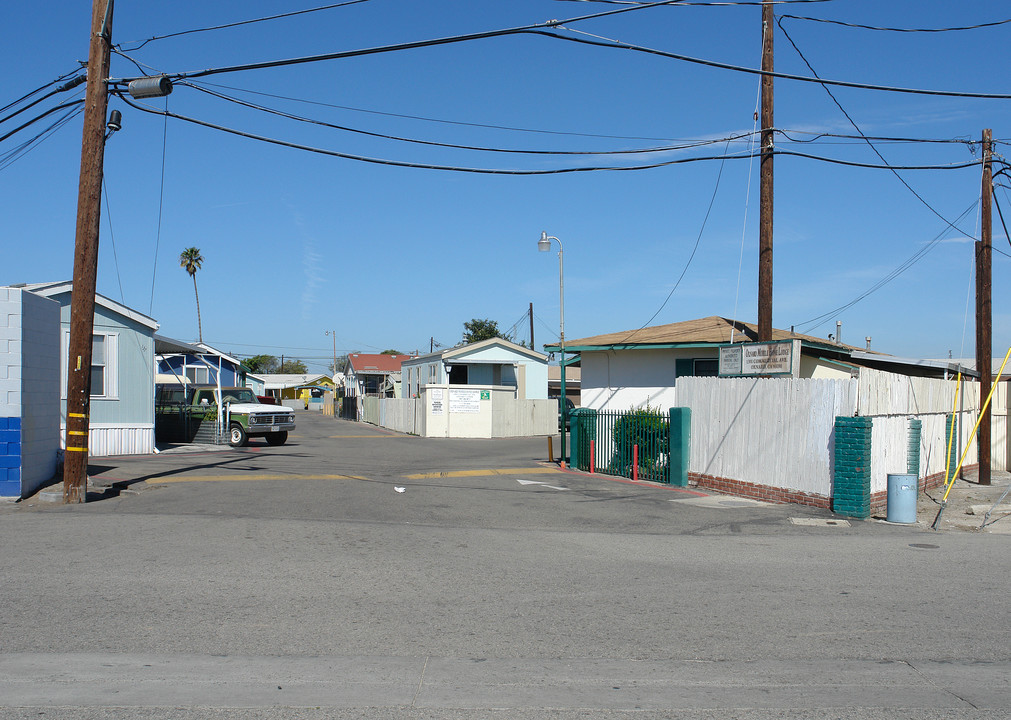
[[833, 416, 873, 518], [0, 288, 60, 498]]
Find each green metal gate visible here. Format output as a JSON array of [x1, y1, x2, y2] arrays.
[[572, 407, 670, 483]]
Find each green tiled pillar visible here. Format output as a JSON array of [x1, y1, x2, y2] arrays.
[[907, 418, 922, 477], [668, 407, 691, 487], [833, 416, 873, 518]]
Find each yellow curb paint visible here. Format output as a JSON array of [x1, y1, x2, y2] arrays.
[[404, 467, 562, 480], [151, 473, 367, 484], [329, 435, 400, 439]]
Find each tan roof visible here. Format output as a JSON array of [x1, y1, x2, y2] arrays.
[[558, 316, 855, 349]]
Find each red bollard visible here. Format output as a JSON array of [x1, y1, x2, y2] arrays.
[[590, 440, 595, 473], [633, 444, 639, 482]]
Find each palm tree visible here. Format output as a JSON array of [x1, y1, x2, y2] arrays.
[[179, 247, 204, 342]]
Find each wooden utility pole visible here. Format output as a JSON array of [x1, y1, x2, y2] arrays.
[[976, 128, 993, 486], [529, 302, 535, 350], [758, 1, 774, 342], [63, 0, 114, 503]]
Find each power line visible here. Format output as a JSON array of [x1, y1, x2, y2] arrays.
[[117, 0, 374, 51], [794, 201, 979, 333], [180, 80, 759, 157], [778, 14, 1011, 33], [111, 0, 693, 84], [0, 104, 82, 172], [119, 91, 987, 175], [117, 90, 769, 174], [777, 18, 977, 240], [547, 27, 1011, 100], [189, 79, 705, 143], [1, 67, 84, 115], [0, 98, 85, 144], [619, 139, 732, 345]]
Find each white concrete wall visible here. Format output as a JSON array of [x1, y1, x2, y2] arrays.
[[0, 289, 60, 498], [365, 385, 555, 438]]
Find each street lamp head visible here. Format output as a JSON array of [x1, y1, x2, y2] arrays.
[[538, 231, 551, 252]]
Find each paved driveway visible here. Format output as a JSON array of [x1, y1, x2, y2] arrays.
[[3, 410, 1009, 719]]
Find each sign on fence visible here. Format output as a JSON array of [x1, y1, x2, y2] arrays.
[[718, 339, 800, 377]]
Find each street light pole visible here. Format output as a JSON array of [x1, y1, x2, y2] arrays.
[[539, 232, 566, 467]]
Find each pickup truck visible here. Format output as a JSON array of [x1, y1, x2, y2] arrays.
[[189, 386, 295, 447]]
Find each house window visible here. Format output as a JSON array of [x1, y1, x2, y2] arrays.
[[90, 335, 106, 395], [185, 365, 210, 384], [694, 359, 719, 377], [62, 332, 119, 399]]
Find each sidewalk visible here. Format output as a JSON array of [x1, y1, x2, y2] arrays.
[[913, 468, 1011, 534]]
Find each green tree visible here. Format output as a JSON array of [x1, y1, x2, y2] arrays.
[[380, 349, 402, 355], [179, 247, 204, 343], [242, 354, 279, 373], [462, 318, 502, 344], [278, 358, 308, 374]]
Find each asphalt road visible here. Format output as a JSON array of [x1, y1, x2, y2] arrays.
[[1, 410, 1008, 719]]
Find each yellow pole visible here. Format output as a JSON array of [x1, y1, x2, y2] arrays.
[[942, 346, 1011, 503]]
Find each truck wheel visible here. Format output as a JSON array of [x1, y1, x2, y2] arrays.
[[266, 431, 288, 446], [228, 423, 248, 447]]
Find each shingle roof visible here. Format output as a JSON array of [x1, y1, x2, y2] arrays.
[[552, 316, 857, 351], [347, 354, 415, 375]]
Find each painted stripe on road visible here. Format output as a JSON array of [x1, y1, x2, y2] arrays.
[[405, 468, 562, 480], [150, 473, 367, 484], [329, 435, 401, 438]]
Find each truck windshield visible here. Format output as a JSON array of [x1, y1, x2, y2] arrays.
[[220, 389, 258, 404]]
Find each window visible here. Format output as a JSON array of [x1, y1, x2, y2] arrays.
[[62, 332, 118, 399], [90, 335, 106, 395], [185, 365, 210, 384], [694, 359, 719, 377]]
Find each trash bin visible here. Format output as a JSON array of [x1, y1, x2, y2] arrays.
[[886, 473, 918, 524]]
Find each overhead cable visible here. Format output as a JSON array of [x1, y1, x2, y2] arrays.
[[546, 28, 1011, 100], [118, 92, 986, 174], [777, 18, 976, 240], [180, 80, 758, 156], [117, 0, 374, 51], [0, 105, 83, 172], [795, 201, 979, 333], [778, 14, 1011, 33], [0, 99, 85, 143], [116, 91, 764, 174], [189, 79, 705, 143], [110, 0, 691, 84]]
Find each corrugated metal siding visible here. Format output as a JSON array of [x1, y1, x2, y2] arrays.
[[677, 377, 857, 496], [85, 426, 154, 457]]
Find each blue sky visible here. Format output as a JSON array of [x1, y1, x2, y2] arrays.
[[3, 0, 1009, 373]]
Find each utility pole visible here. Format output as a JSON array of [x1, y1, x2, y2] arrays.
[[63, 0, 114, 503], [976, 128, 993, 486], [529, 302, 535, 350], [325, 330, 338, 377], [758, 0, 774, 342]]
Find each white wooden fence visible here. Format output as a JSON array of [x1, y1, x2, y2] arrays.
[[677, 371, 1003, 502]]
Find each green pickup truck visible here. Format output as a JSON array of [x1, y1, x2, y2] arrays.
[[189, 386, 296, 447]]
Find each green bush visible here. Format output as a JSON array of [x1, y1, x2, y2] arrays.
[[610, 404, 669, 481]]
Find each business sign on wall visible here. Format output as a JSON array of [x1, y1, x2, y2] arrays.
[[449, 388, 481, 413], [718, 339, 801, 377], [430, 387, 445, 415]]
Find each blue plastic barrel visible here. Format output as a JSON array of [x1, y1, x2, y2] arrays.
[[886, 473, 918, 523]]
